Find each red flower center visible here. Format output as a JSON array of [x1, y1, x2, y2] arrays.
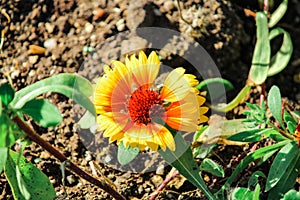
[[128, 86, 164, 125]]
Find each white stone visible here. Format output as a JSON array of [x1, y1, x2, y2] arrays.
[[44, 38, 57, 50]]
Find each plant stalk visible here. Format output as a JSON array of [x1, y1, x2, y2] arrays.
[[12, 115, 126, 200], [149, 169, 179, 200]]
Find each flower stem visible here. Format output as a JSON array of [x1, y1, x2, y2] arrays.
[[12, 115, 126, 200]]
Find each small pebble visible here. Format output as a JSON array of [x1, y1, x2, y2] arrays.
[[45, 22, 55, 33], [84, 22, 94, 34], [93, 8, 105, 20], [90, 34, 96, 41], [151, 175, 163, 187], [116, 19, 125, 31], [66, 175, 76, 185], [28, 45, 46, 55], [163, 1, 175, 12], [11, 69, 20, 79], [28, 69, 36, 77], [33, 158, 41, 163], [104, 155, 112, 163], [50, 179, 56, 185], [44, 38, 57, 50], [156, 164, 164, 175], [145, 188, 151, 193], [85, 151, 92, 162], [28, 56, 39, 64], [40, 151, 51, 159], [138, 185, 144, 194]]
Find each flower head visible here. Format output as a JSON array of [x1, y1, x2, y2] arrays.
[[93, 51, 208, 151]]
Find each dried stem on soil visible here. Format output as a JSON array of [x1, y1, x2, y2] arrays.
[[12, 115, 126, 200], [148, 169, 179, 200]]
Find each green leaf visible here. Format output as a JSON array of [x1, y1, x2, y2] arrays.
[[269, 0, 288, 28], [267, 150, 300, 199], [284, 110, 297, 125], [267, 28, 293, 76], [290, 110, 300, 120], [285, 109, 296, 134], [227, 128, 287, 143], [230, 187, 255, 200], [265, 141, 298, 191], [248, 171, 266, 189], [287, 121, 296, 134], [211, 85, 251, 112], [0, 114, 16, 147], [21, 99, 62, 127], [249, 12, 270, 85], [195, 78, 233, 100], [4, 150, 56, 200], [253, 184, 261, 200], [117, 142, 139, 165], [283, 189, 300, 200], [159, 132, 216, 200], [264, 129, 289, 141], [256, 149, 278, 166], [193, 144, 217, 159], [0, 99, 2, 113], [268, 85, 284, 128], [10, 73, 95, 115], [200, 158, 224, 177], [227, 128, 271, 142], [0, 83, 15, 106], [216, 140, 289, 196], [0, 147, 8, 173]]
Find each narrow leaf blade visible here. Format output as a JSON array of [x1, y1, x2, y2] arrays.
[[269, 0, 288, 28], [10, 73, 95, 115], [211, 85, 251, 112], [159, 132, 215, 199], [248, 171, 266, 188], [265, 141, 298, 191], [0, 147, 8, 173], [227, 129, 270, 142], [196, 78, 233, 101], [249, 12, 270, 85], [200, 158, 224, 177], [267, 28, 293, 76]]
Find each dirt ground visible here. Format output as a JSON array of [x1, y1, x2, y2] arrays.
[[0, 0, 299, 199]]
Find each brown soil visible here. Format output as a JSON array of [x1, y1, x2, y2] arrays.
[[0, 0, 299, 199]]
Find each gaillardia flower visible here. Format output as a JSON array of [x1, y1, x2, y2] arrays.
[[93, 51, 208, 151]]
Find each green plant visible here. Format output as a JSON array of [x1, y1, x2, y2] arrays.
[[248, 6, 293, 84], [215, 85, 300, 199], [211, 0, 293, 112], [0, 74, 126, 200]]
